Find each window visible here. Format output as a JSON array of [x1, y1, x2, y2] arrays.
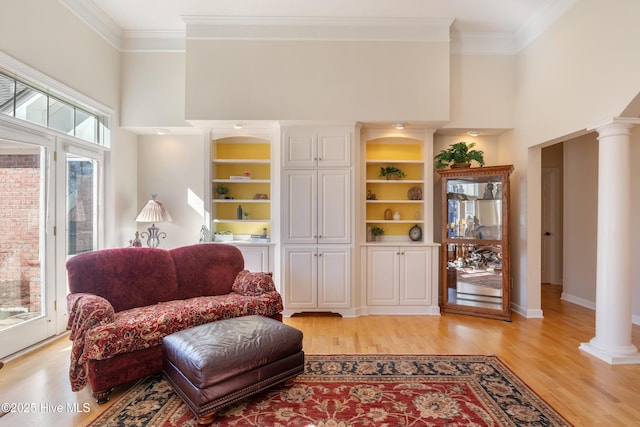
[[0, 71, 107, 146]]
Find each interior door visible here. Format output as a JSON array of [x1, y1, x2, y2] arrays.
[[541, 167, 562, 284]]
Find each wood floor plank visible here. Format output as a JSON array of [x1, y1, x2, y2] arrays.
[[0, 284, 638, 426]]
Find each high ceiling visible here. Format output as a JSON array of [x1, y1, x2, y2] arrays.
[[63, 0, 578, 53]]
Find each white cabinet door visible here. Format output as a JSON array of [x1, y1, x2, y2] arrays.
[[283, 169, 350, 244], [317, 128, 351, 167], [283, 247, 317, 308], [283, 127, 351, 168], [318, 169, 350, 244], [283, 170, 317, 243], [318, 247, 350, 308], [367, 246, 400, 305], [367, 246, 432, 306], [237, 245, 270, 273], [399, 247, 431, 305], [283, 130, 317, 168]]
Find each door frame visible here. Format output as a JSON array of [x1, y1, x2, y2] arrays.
[[0, 118, 105, 359], [0, 120, 57, 358]]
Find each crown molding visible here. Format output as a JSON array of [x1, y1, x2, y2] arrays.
[[514, 0, 579, 52], [450, 32, 516, 55], [183, 16, 453, 42], [60, 0, 579, 54], [121, 30, 186, 52], [59, 0, 122, 50]]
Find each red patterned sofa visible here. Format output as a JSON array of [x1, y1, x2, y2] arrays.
[[65, 243, 283, 403]]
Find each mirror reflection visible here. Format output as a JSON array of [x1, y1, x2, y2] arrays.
[[445, 243, 503, 310]]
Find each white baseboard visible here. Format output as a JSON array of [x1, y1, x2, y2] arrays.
[[561, 292, 596, 310], [511, 303, 543, 318], [562, 292, 640, 326]]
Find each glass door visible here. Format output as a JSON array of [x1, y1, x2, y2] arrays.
[[66, 152, 100, 255], [438, 165, 513, 321], [0, 138, 54, 357]]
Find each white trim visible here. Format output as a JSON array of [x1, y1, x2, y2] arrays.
[[451, 32, 516, 56], [58, 0, 123, 50], [0, 52, 114, 117], [59, 1, 580, 54], [561, 292, 596, 310], [184, 16, 453, 42], [587, 116, 640, 132], [514, 0, 580, 53], [511, 302, 544, 318], [121, 30, 186, 52], [0, 52, 113, 147]]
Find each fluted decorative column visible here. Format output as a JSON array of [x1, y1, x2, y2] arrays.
[[580, 117, 640, 364]]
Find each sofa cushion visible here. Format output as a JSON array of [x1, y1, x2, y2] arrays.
[[66, 248, 179, 312], [170, 244, 244, 299], [232, 270, 276, 296]]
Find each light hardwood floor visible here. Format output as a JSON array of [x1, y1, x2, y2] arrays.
[[1, 284, 639, 426]]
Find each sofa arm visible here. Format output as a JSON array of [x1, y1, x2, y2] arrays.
[[66, 293, 116, 392], [67, 293, 116, 339], [231, 270, 277, 296]]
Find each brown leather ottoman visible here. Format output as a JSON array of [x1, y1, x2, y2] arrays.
[[162, 315, 304, 425]]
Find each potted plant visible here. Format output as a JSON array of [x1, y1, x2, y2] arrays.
[[379, 166, 406, 180], [372, 226, 384, 241], [434, 141, 485, 170], [216, 185, 229, 198]]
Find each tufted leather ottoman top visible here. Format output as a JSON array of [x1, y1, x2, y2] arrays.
[[162, 315, 303, 389]]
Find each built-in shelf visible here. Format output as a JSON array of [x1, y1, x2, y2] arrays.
[[364, 137, 426, 242], [211, 137, 272, 236]]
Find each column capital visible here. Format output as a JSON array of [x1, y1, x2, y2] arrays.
[[587, 116, 640, 133]]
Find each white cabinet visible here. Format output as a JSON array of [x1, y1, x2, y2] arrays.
[[366, 245, 439, 313], [281, 125, 354, 316], [282, 169, 350, 244], [235, 244, 270, 273], [283, 246, 350, 310], [282, 127, 351, 168]]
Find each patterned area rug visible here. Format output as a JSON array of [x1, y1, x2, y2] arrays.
[[88, 354, 572, 426]]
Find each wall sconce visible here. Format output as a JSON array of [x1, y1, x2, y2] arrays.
[[135, 194, 173, 247]]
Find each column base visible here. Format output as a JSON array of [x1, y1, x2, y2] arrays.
[[579, 341, 640, 365]]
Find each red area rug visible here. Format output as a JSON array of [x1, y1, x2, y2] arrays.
[[88, 354, 571, 426]]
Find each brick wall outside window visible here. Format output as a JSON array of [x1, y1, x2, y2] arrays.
[[0, 154, 41, 320]]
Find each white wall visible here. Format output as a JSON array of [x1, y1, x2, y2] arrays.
[[562, 134, 598, 306], [508, 0, 640, 316], [136, 134, 206, 249], [632, 128, 640, 322], [121, 52, 190, 128], [185, 40, 450, 122], [515, 0, 640, 148], [0, 0, 120, 111], [448, 54, 516, 130], [105, 128, 138, 248]]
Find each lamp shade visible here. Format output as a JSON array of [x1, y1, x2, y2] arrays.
[[135, 195, 172, 223]]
